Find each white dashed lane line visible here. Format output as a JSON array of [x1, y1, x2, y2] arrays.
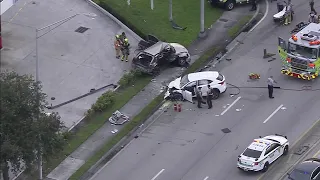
[[151, 169, 165, 180], [263, 104, 284, 124], [220, 96, 242, 116]]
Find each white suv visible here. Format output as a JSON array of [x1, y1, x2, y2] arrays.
[[237, 134, 289, 172], [164, 71, 227, 102]]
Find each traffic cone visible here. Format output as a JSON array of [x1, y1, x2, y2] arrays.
[[177, 104, 182, 112]]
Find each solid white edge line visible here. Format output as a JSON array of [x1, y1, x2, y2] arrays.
[[313, 149, 320, 158], [151, 169, 165, 180], [88, 102, 171, 180], [204, 176, 209, 180], [220, 96, 241, 116], [263, 104, 283, 123], [248, 0, 269, 33]]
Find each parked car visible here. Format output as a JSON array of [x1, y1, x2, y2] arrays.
[[132, 35, 191, 75], [164, 71, 227, 102], [285, 158, 320, 180], [237, 134, 289, 172], [209, 0, 251, 11]]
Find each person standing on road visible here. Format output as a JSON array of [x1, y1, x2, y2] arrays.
[[284, 0, 293, 25], [121, 38, 130, 62], [195, 87, 204, 108], [114, 35, 121, 59], [310, 0, 316, 14], [250, 0, 257, 11], [267, 76, 277, 99], [119, 32, 127, 45], [206, 85, 213, 109]]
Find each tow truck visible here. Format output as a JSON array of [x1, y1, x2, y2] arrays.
[[278, 23, 320, 80]]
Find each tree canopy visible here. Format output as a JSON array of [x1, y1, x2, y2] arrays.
[[0, 71, 65, 180]]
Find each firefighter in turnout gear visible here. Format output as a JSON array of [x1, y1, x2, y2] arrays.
[[114, 35, 121, 59], [284, 0, 293, 25], [121, 38, 130, 62]]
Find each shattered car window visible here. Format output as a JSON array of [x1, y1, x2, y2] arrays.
[[180, 75, 190, 88]]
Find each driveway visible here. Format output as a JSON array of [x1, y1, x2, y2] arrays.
[[0, 0, 139, 129], [88, 0, 320, 180]]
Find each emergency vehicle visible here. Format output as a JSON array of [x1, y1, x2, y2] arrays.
[[237, 134, 289, 172], [278, 23, 320, 80]]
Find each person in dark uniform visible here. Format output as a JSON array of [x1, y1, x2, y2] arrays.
[[250, 0, 257, 11], [310, 0, 316, 14], [267, 76, 277, 99], [206, 85, 213, 109], [195, 87, 204, 108]]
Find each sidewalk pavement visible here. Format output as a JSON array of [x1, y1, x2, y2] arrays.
[[44, 2, 260, 179], [0, 0, 140, 130]]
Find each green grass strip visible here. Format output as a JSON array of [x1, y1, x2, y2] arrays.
[[228, 15, 253, 38], [69, 92, 165, 180]]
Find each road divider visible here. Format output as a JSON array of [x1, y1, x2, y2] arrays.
[[151, 169, 165, 180], [220, 96, 241, 116], [263, 104, 283, 123]]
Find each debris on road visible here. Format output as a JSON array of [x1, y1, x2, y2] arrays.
[[109, 110, 130, 125], [236, 109, 241, 112], [281, 106, 287, 110], [111, 129, 119, 134]]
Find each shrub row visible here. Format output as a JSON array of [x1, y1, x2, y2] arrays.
[[86, 70, 144, 117]]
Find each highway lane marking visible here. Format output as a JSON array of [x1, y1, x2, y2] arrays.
[[220, 96, 241, 116], [203, 176, 209, 180], [151, 169, 165, 180], [257, 119, 320, 180], [313, 149, 320, 158], [263, 104, 283, 123]]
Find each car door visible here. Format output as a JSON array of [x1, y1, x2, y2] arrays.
[[265, 144, 280, 163], [197, 80, 210, 96], [278, 37, 287, 62], [182, 81, 197, 102]]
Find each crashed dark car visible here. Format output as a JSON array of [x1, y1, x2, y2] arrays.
[[132, 35, 191, 75]]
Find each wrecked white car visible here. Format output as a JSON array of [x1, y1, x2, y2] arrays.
[[164, 71, 227, 102]]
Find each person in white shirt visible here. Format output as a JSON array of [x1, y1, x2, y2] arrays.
[[267, 76, 277, 99]]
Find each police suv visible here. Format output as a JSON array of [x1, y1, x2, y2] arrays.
[[237, 134, 289, 172]]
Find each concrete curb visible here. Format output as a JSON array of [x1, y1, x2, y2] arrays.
[[84, 0, 143, 42]]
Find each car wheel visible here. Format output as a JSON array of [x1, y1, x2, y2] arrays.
[[178, 58, 187, 67], [225, 0, 235, 11], [283, 146, 289, 155], [212, 89, 220, 100], [172, 92, 184, 101], [262, 162, 269, 173], [152, 66, 161, 76]]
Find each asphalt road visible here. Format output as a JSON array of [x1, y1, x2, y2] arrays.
[[89, 1, 320, 180]]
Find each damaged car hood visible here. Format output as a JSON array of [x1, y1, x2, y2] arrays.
[[170, 43, 188, 54], [168, 77, 181, 89]]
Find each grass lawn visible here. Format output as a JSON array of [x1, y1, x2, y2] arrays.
[[95, 0, 223, 47]]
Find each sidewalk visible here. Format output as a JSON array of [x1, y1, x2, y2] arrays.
[[45, 2, 260, 180]]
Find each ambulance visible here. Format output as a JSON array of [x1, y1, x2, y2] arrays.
[[278, 23, 320, 80]]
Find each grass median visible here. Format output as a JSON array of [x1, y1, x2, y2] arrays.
[[228, 15, 253, 38], [94, 0, 223, 47]]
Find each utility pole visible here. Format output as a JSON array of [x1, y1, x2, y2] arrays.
[[151, 0, 154, 10], [169, 0, 173, 21], [199, 0, 206, 37]]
